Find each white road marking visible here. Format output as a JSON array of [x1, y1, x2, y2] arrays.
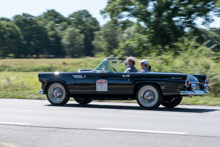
[[98, 128, 188, 135], [0, 122, 30, 125], [0, 105, 62, 110], [1, 142, 17, 147]]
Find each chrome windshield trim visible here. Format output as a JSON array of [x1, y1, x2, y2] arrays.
[[94, 57, 126, 72]]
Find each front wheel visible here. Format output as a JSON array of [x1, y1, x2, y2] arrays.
[[46, 83, 70, 106], [74, 98, 92, 105], [136, 84, 163, 109], [162, 96, 183, 108]]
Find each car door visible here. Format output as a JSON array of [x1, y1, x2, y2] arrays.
[[93, 72, 134, 95], [67, 72, 96, 94]]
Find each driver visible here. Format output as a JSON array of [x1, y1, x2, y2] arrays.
[[124, 56, 138, 73]]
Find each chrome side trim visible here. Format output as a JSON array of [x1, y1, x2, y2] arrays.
[[72, 75, 83, 78], [38, 90, 44, 94], [180, 90, 204, 96], [70, 90, 94, 91], [122, 75, 130, 78]]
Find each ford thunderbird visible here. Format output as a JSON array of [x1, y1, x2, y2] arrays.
[[38, 57, 209, 109]]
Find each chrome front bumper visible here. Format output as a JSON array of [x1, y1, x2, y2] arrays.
[[38, 90, 44, 94]]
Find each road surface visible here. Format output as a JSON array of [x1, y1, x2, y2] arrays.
[[0, 99, 220, 147]]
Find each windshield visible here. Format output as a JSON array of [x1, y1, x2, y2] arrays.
[[94, 59, 126, 72], [94, 61, 105, 71], [107, 59, 126, 72]]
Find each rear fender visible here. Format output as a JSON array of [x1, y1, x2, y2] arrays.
[[192, 75, 208, 83]]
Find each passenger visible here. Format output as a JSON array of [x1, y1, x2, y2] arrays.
[[124, 56, 138, 73], [139, 59, 151, 72]]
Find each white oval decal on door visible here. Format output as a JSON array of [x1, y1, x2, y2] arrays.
[[96, 79, 108, 91]]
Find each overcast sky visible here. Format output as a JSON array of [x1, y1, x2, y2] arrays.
[[0, 0, 219, 28]]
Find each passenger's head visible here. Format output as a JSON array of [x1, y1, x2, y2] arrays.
[[139, 59, 151, 71], [126, 56, 136, 66], [139, 60, 149, 68]]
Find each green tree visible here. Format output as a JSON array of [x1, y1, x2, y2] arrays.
[[201, 28, 220, 51], [93, 22, 122, 56], [117, 24, 152, 57], [0, 22, 24, 58], [0, 22, 10, 57], [46, 21, 64, 57], [61, 26, 84, 57], [69, 10, 99, 56], [114, 20, 135, 30], [13, 13, 48, 58], [187, 28, 220, 52], [102, 0, 220, 52], [40, 9, 69, 25], [0, 17, 11, 22]]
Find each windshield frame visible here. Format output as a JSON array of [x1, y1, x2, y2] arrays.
[[94, 57, 126, 72]]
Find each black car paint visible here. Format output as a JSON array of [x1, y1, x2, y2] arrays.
[[38, 71, 204, 100]]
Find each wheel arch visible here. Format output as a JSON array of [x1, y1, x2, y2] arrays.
[[44, 80, 69, 94], [134, 82, 163, 96]]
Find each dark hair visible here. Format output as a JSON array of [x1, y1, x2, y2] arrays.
[[148, 65, 151, 71], [145, 64, 151, 71]]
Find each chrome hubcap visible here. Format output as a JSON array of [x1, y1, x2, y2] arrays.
[[48, 83, 66, 104], [143, 90, 155, 103], [138, 86, 159, 107], [53, 88, 63, 98]]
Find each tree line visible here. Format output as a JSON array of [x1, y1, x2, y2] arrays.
[[0, 10, 99, 58], [0, 0, 220, 58]]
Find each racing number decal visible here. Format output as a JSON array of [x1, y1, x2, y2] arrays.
[[96, 79, 108, 91]]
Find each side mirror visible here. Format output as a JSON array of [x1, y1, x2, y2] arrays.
[[112, 60, 117, 63]]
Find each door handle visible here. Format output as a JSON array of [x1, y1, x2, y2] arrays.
[[122, 75, 130, 78]]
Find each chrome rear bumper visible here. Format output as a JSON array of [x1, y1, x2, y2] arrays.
[[180, 90, 205, 96], [38, 90, 44, 94], [180, 83, 209, 96], [203, 84, 209, 94]]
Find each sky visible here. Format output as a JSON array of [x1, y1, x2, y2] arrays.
[[0, 0, 219, 28]]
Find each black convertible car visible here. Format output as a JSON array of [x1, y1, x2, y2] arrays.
[[38, 57, 209, 109]]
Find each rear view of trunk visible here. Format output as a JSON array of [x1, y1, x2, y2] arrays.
[[180, 75, 209, 96]]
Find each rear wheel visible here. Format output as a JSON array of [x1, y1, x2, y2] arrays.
[[74, 98, 92, 105], [46, 83, 70, 106], [136, 84, 163, 109], [162, 96, 183, 108]]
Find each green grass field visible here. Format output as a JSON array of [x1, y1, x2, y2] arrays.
[[0, 72, 44, 99], [0, 58, 219, 106], [0, 58, 104, 72]]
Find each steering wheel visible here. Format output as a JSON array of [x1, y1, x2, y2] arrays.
[[110, 68, 117, 72]]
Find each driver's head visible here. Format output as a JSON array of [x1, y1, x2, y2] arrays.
[[126, 56, 136, 66]]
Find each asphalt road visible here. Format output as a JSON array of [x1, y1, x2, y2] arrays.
[[0, 99, 220, 147]]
